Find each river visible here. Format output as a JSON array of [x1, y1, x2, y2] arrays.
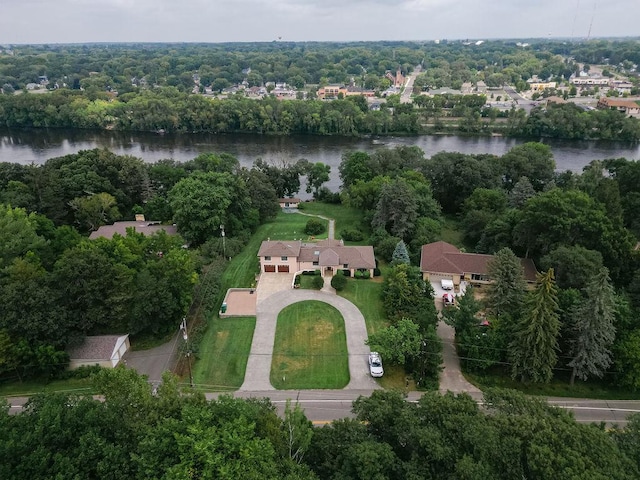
[[1, 129, 639, 192]]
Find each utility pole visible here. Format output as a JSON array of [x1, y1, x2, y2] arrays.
[[181, 317, 194, 388], [220, 224, 226, 258]]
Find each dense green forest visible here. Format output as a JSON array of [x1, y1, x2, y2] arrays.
[[337, 144, 640, 390], [2, 368, 640, 479], [1, 40, 639, 139], [0, 149, 287, 379], [2, 88, 639, 140], [2, 142, 640, 389], [2, 40, 639, 92]]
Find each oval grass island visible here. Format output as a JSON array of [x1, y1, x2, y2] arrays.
[[270, 300, 349, 389]]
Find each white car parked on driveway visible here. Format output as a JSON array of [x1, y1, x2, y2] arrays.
[[369, 352, 384, 377]]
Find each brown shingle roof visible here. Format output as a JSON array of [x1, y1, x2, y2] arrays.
[[598, 98, 640, 108], [89, 221, 177, 240], [319, 249, 340, 266], [420, 241, 537, 282], [258, 240, 302, 257], [272, 239, 375, 270]]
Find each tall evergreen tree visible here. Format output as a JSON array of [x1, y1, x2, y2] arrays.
[[508, 176, 536, 208], [486, 247, 527, 319], [509, 269, 561, 383], [391, 240, 410, 266], [568, 266, 617, 385]]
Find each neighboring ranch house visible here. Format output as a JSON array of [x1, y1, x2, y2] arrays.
[[258, 239, 376, 277], [420, 241, 537, 288], [89, 218, 178, 240], [278, 198, 301, 209], [67, 335, 130, 369]]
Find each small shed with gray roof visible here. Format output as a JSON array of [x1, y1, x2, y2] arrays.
[[67, 335, 130, 369]]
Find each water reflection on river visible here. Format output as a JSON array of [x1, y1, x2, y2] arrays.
[[1, 129, 639, 192]]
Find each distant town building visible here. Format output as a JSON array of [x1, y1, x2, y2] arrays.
[[527, 76, 557, 92], [569, 73, 609, 87], [385, 67, 405, 88], [317, 84, 375, 99], [596, 97, 640, 118]]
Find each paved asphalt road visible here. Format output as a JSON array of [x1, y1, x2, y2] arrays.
[[219, 390, 640, 427], [123, 332, 181, 384], [401, 65, 421, 103], [6, 390, 640, 426]]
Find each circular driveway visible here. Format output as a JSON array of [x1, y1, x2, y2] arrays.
[[240, 289, 380, 391]]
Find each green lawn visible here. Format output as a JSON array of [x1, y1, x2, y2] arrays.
[[466, 368, 640, 400], [193, 317, 256, 391], [376, 364, 417, 391], [300, 202, 370, 245], [338, 277, 387, 335], [193, 211, 327, 389], [439, 215, 466, 249], [0, 377, 95, 398], [271, 301, 349, 389], [298, 273, 323, 290]]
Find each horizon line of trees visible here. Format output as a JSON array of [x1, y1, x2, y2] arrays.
[[1, 87, 639, 140]]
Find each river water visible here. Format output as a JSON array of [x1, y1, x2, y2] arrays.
[[1, 129, 639, 192]]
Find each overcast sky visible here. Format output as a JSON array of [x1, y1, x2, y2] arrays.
[[1, 0, 638, 44]]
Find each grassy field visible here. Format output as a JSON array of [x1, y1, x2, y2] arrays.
[[338, 278, 387, 335], [271, 301, 349, 389], [466, 368, 640, 400], [377, 364, 417, 391], [439, 215, 466, 249], [192, 317, 256, 391], [0, 377, 95, 397], [300, 202, 370, 245], [192, 210, 325, 389]]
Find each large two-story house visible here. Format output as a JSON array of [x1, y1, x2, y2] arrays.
[[258, 239, 375, 277]]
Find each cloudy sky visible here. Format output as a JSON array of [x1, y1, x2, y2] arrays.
[[1, 0, 637, 44]]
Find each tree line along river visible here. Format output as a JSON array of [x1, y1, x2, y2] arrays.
[[1, 129, 639, 193]]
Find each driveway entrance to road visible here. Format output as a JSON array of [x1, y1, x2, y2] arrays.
[[240, 290, 379, 391]]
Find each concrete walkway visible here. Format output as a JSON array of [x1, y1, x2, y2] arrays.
[[240, 290, 379, 391], [435, 300, 481, 395], [296, 211, 335, 240]]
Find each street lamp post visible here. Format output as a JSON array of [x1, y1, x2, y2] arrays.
[[180, 317, 194, 388]]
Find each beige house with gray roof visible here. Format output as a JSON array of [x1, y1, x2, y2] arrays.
[[258, 239, 375, 277]]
